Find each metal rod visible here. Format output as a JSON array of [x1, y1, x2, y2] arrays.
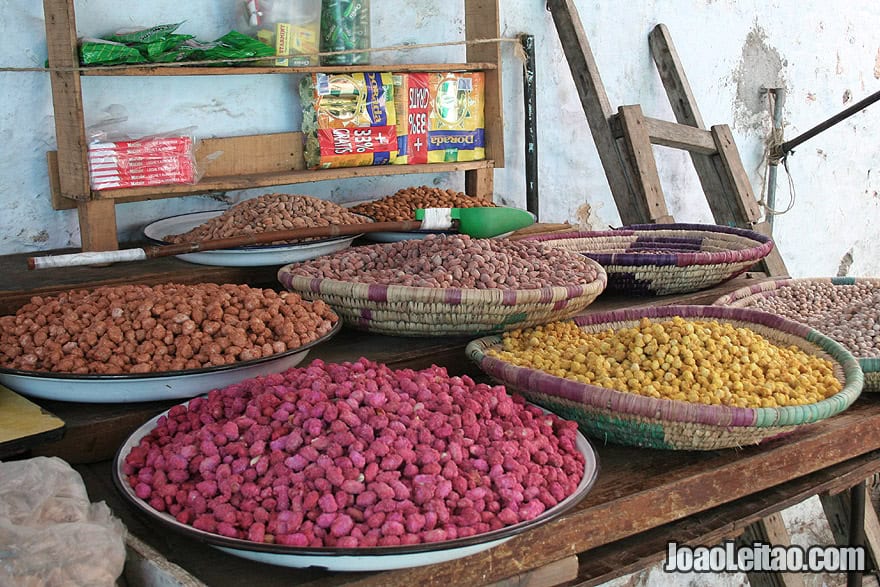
[[521, 34, 539, 220], [847, 480, 866, 587], [766, 88, 786, 232], [778, 88, 880, 158]]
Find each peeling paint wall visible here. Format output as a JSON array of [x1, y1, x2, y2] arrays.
[[1, 1, 878, 279]]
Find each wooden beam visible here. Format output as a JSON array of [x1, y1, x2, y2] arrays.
[[546, 0, 643, 225], [616, 106, 672, 223], [711, 124, 763, 222], [465, 0, 504, 167], [43, 0, 90, 203], [76, 199, 119, 252], [648, 23, 742, 227], [736, 514, 806, 587], [820, 487, 880, 573], [484, 556, 578, 587], [465, 167, 495, 202]]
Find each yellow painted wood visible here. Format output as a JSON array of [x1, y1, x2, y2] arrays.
[[0, 385, 65, 445]]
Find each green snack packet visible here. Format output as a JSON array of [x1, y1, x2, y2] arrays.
[[143, 34, 194, 59], [79, 38, 147, 65], [195, 30, 276, 62], [108, 23, 184, 44]]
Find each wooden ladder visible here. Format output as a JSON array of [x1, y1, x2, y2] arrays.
[[547, 0, 788, 277]]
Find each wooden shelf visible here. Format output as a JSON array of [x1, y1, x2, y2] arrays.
[[80, 62, 498, 76], [48, 130, 496, 210], [42, 0, 504, 251]]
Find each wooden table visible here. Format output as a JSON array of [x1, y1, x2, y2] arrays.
[[3, 253, 877, 585]]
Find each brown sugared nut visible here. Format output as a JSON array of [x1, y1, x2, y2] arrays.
[[350, 186, 496, 222], [164, 194, 369, 244], [0, 283, 338, 375]]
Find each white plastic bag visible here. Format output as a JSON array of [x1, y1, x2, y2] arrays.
[[0, 457, 126, 587]]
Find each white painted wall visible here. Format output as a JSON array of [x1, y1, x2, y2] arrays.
[[1, 1, 878, 279]]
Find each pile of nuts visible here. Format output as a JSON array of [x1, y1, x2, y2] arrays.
[[0, 284, 338, 375], [349, 186, 495, 222], [164, 194, 369, 244], [737, 282, 880, 359], [489, 317, 842, 408], [122, 359, 585, 547], [284, 234, 602, 290]]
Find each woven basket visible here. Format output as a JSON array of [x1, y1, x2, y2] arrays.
[[715, 277, 880, 392], [277, 260, 607, 337], [524, 223, 774, 296], [466, 305, 862, 450]]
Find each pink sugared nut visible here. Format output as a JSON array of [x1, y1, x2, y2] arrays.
[[122, 358, 585, 547]]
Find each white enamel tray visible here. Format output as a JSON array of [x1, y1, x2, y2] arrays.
[[114, 405, 598, 571], [143, 211, 367, 267], [0, 322, 340, 404]]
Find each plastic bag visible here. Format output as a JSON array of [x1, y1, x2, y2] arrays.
[[77, 24, 274, 66], [0, 456, 127, 587], [300, 72, 398, 169], [86, 119, 202, 190], [392, 72, 486, 164]]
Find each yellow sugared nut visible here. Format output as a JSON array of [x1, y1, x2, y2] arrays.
[[488, 316, 842, 408]]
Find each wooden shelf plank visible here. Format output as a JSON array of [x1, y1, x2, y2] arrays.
[[79, 62, 498, 76]]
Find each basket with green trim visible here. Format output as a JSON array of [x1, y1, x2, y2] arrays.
[[466, 305, 863, 450], [714, 277, 880, 392]]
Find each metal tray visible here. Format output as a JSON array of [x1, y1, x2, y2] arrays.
[[143, 211, 366, 267], [0, 322, 341, 404], [114, 402, 598, 571]]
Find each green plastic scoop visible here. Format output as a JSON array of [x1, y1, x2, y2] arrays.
[[414, 206, 535, 238], [27, 206, 536, 270]]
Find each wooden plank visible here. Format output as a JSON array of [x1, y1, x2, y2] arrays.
[[820, 487, 880, 572], [642, 117, 717, 154], [648, 23, 742, 227], [616, 105, 671, 223], [546, 0, 642, 225], [0, 385, 65, 458], [466, 166, 495, 201], [570, 451, 880, 586], [196, 132, 305, 177], [465, 0, 504, 167], [48, 152, 496, 206], [43, 0, 90, 203], [82, 62, 498, 77], [484, 556, 578, 587], [77, 198, 119, 251], [736, 513, 806, 587], [751, 220, 790, 277], [123, 533, 207, 587], [710, 124, 763, 222]]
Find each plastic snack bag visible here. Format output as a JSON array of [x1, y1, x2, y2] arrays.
[[86, 122, 201, 190], [300, 72, 397, 169], [427, 71, 485, 163], [392, 72, 485, 164], [392, 72, 430, 165], [0, 457, 126, 587]]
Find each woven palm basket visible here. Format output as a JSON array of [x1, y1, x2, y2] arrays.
[[466, 305, 862, 450], [524, 223, 774, 296], [277, 259, 607, 337], [715, 277, 880, 392]]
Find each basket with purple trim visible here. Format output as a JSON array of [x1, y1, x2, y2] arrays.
[[715, 277, 880, 392], [524, 223, 774, 296], [466, 305, 862, 450], [277, 236, 608, 337]]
